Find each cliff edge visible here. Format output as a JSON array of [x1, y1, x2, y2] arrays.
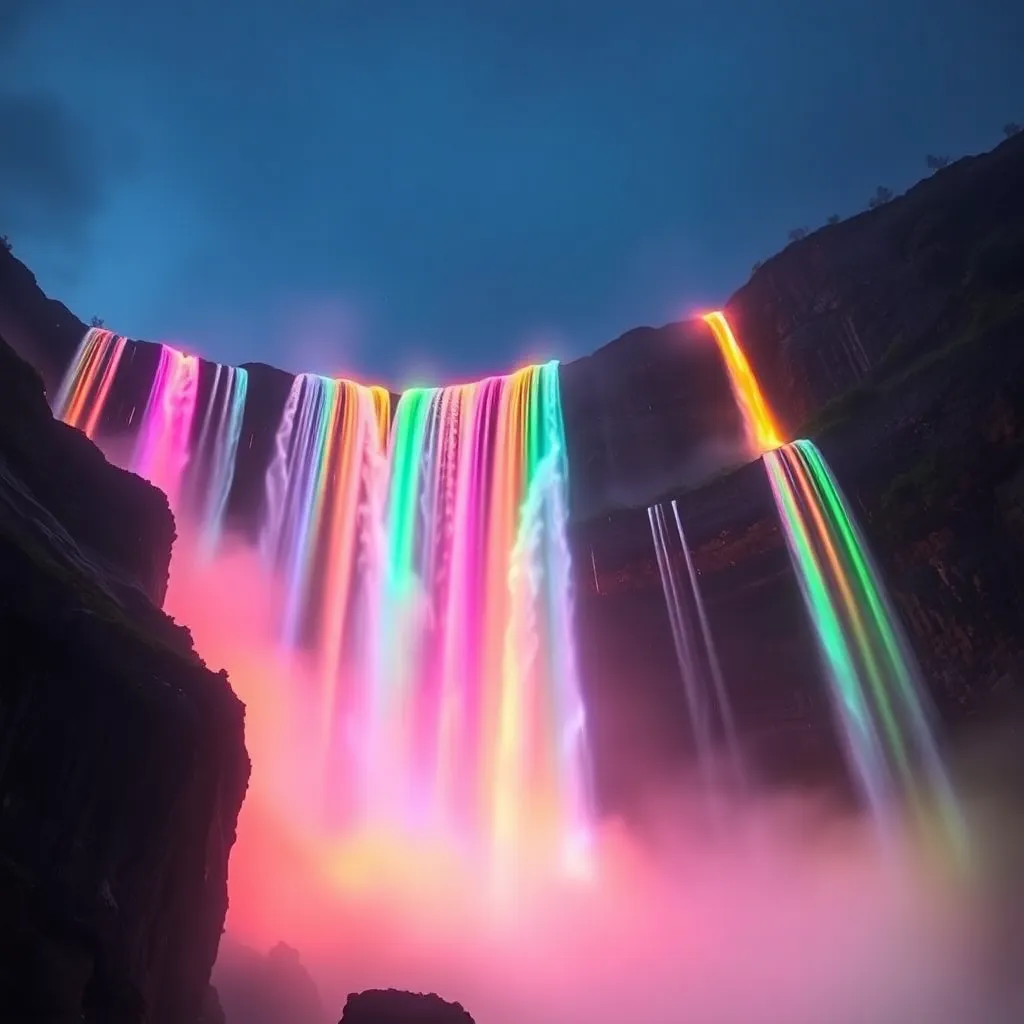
[[0, 335, 249, 1022]]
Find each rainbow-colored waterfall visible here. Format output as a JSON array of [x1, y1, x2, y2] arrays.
[[54, 326, 592, 867], [53, 328, 129, 439], [261, 363, 592, 863], [764, 440, 965, 847], [54, 329, 249, 555]]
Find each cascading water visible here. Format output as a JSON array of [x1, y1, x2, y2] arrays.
[[260, 362, 593, 869], [647, 498, 741, 797], [53, 330, 250, 557], [258, 372, 392, 821], [52, 327, 129, 438], [703, 311, 781, 455], [763, 440, 967, 851], [187, 364, 250, 556], [133, 345, 201, 508]]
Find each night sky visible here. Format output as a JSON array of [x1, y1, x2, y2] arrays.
[[3, 1, 1022, 387]]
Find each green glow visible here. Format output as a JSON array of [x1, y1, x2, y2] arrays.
[[388, 387, 435, 589], [767, 441, 967, 858]]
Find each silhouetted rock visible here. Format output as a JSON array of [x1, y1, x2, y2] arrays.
[[338, 989, 475, 1024], [0, 335, 249, 1021], [215, 940, 327, 1024]]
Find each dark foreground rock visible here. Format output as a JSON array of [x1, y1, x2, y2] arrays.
[[0, 335, 250, 1022], [339, 989, 475, 1024]]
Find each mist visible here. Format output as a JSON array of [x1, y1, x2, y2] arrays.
[[163, 525, 1023, 1024]]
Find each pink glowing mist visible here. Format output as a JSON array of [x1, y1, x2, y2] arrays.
[[160, 526, 1022, 1024]]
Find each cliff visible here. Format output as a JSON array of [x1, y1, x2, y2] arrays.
[[0, 336, 249, 1021], [723, 131, 1024, 437], [574, 136, 1024, 807]]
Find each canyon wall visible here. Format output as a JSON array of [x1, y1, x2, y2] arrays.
[[2, 133, 1023, 815], [0, 335, 249, 1022], [723, 131, 1024, 437]]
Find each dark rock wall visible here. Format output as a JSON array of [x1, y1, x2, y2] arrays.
[[0, 249, 84, 395], [723, 132, 1024, 436], [560, 318, 745, 520], [0, 337, 249, 1023]]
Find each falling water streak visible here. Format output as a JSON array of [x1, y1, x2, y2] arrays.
[[53, 329, 129, 438], [648, 504, 716, 781], [261, 377, 302, 567], [132, 346, 201, 508], [763, 445, 892, 819], [764, 441, 967, 855], [793, 441, 968, 854], [197, 366, 249, 556], [703, 310, 782, 455], [671, 499, 743, 784], [539, 363, 594, 862]]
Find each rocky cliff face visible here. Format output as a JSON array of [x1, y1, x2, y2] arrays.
[[0, 336, 249, 1022], [723, 131, 1024, 437], [574, 136, 1024, 804]]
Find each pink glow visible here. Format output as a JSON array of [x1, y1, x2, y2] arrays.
[[160, 525, 1017, 1024]]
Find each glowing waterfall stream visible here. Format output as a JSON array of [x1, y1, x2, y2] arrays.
[[704, 312, 963, 849], [647, 499, 741, 795], [133, 345, 201, 509], [260, 362, 592, 865], [187, 364, 250, 555], [52, 327, 129, 438], [763, 441, 965, 847], [54, 330, 250, 556]]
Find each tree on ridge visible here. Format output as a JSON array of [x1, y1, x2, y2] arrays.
[[868, 185, 894, 209]]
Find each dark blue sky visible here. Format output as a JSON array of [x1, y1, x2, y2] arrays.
[[3, 1, 1022, 387]]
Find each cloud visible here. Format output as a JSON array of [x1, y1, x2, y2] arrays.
[[0, 0, 107, 247]]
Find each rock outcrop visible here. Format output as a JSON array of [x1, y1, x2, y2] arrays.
[[214, 940, 327, 1024], [0, 335, 249, 1022], [338, 989, 476, 1024]]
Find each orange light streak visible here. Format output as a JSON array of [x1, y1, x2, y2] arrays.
[[703, 311, 783, 453]]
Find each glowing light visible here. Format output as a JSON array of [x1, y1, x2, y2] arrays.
[[133, 345, 201, 508], [52, 328, 128, 438], [55, 330, 251, 554], [259, 361, 593, 869], [703, 311, 782, 454], [188, 364, 250, 555], [764, 440, 966, 854]]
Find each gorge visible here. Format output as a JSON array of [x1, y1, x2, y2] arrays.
[[1, 130, 1022, 1021]]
